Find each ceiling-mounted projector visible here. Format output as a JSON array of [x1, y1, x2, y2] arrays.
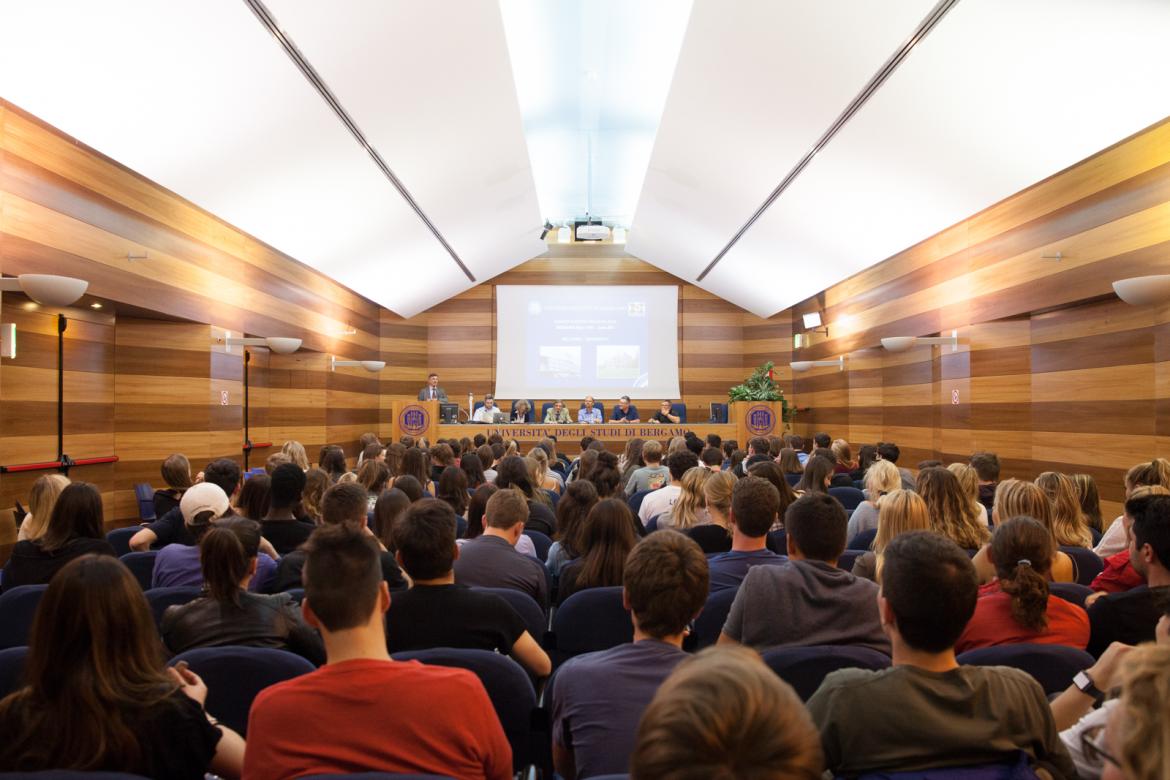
[[575, 223, 610, 241]]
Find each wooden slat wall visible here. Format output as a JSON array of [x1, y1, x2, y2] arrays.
[[790, 116, 1170, 519]]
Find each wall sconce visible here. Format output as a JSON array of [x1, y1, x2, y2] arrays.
[[801, 310, 829, 336], [791, 356, 844, 373], [1113, 275, 1170, 306], [0, 274, 89, 307], [881, 331, 959, 353], [219, 336, 303, 354], [331, 356, 385, 372]]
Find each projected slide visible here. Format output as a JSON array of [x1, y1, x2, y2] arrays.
[[495, 286, 680, 400]]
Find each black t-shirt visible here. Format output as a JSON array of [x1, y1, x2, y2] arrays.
[[0, 690, 220, 780], [147, 506, 195, 547], [260, 518, 317, 556], [524, 500, 557, 536], [686, 524, 732, 554], [733, 453, 772, 478], [152, 489, 182, 521], [649, 411, 674, 424], [1087, 585, 1168, 656], [272, 548, 408, 593], [386, 584, 526, 655], [1, 537, 117, 591]]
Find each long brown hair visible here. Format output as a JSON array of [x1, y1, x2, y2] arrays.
[[575, 499, 638, 590], [917, 467, 988, 550], [301, 468, 330, 523], [796, 455, 833, 495], [1071, 473, 1103, 533], [200, 518, 261, 606], [1035, 471, 1092, 548], [777, 448, 802, 475], [38, 482, 104, 553], [0, 555, 179, 771], [989, 516, 1055, 632], [555, 480, 599, 559]]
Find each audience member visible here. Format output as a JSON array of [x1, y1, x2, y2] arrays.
[[152, 482, 276, 591], [281, 439, 310, 470], [235, 472, 271, 520], [1089, 485, 1168, 596], [435, 465, 469, 522], [707, 476, 786, 592], [947, 462, 990, 526], [970, 451, 1001, 514], [546, 480, 599, 576], [387, 498, 550, 677], [154, 453, 193, 518], [2, 482, 116, 590], [720, 439, 737, 470], [0, 555, 244, 778], [845, 459, 901, 539], [830, 439, 855, 475], [1087, 492, 1170, 656], [356, 460, 390, 511], [732, 436, 772, 478], [1036, 471, 1094, 548], [264, 451, 292, 475], [720, 494, 888, 652], [260, 463, 316, 555], [15, 473, 69, 542], [453, 489, 549, 610], [528, 448, 561, 496], [393, 446, 433, 494], [558, 498, 639, 605], [428, 443, 455, 485], [619, 438, 646, 486], [1096, 459, 1170, 557], [585, 450, 625, 499], [687, 469, 735, 554], [271, 482, 407, 593], [243, 525, 511, 780], [746, 460, 798, 529], [551, 531, 708, 779], [851, 444, 878, 482], [851, 489, 931, 582], [372, 487, 411, 553], [318, 445, 348, 483], [794, 454, 834, 495], [161, 517, 325, 665], [806, 531, 1075, 777], [625, 439, 669, 495], [917, 467, 989, 553], [459, 452, 487, 489], [300, 467, 330, 524], [877, 442, 916, 490], [956, 516, 1089, 652], [660, 466, 712, 529], [974, 479, 1075, 583], [777, 447, 803, 475], [131, 458, 242, 551], [630, 646, 823, 780], [639, 450, 699, 525], [495, 454, 557, 536], [1072, 473, 1104, 534], [699, 446, 723, 472]]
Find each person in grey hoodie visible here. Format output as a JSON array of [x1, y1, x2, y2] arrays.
[[718, 493, 890, 654]]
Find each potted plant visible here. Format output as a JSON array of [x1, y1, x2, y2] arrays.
[[728, 361, 793, 424]]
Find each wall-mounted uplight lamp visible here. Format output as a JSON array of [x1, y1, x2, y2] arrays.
[[331, 356, 385, 372], [790, 356, 844, 373], [801, 311, 829, 335], [218, 336, 302, 354], [881, 331, 959, 353], [0, 274, 89, 307], [1112, 275, 1170, 306]]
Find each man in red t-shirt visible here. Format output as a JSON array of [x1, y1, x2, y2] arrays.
[[243, 526, 511, 780]]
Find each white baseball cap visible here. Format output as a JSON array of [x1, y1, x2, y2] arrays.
[[180, 482, 231, 525]]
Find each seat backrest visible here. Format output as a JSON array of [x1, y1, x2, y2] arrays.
[[391, 648, 536, 773], [471, 586, 546, 645], [0, 772, 156, 779], [762, 645, 891, 701], [550, 586, 631, 663], [301, 774, 457, 780], [670, 402, 687, 423], [1058, 546, 1104, 586], [851, 750, 1039, 780], [836, 550, 862, 572], [708, 402, 728, 424], [686, 524, 732, 554], [544, 488, 560, 508], [1048, 582, 1093, 608], [169, 646, 315, 736], [956, 643, 1095, 695], [828, 486, 866, 511], [133, 483, 156, 522], [284, 587, 305, 603], [106, 526, 140, 557], [119, 551, 158, 591], [691, 587, 738, 650], [645, 515, 661, 533], [144, 586, 202, 629], [0, 645, 29, 699], [766, 528, 787, 555], [847, 527, 878, 551], [0, 585, 48, 650], [540, 401, 554, 420], [784, 472, 801, 486], [628, 488, 655, 515], [522, 529, 553, 562]]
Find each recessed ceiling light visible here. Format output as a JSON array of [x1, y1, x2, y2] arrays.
[[90, 302, 103, 309]]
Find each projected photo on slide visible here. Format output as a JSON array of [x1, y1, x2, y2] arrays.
[[496, 286, 680, 400]]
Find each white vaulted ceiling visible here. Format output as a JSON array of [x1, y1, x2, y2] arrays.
[[2, 1, 1170, 319]]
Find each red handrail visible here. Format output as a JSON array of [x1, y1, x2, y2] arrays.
[[244, 441, 273, 450], [0, 455, 119, 474]]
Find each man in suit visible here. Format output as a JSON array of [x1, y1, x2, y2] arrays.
[[418, 373, 448, 402]]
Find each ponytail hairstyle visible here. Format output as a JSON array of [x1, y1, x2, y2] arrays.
[[199, 517, 261, 606], [1034, 471, 1092, 547], [1126, 458, 1170, 495], [989, 516, 1055, 632]]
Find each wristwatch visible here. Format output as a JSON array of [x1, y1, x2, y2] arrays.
[[1073, 670, 1106, 704]]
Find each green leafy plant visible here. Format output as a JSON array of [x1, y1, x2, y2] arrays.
[[728, 361, 794, 425]]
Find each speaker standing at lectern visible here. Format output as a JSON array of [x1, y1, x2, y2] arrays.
[[417, 373, 448, 402]]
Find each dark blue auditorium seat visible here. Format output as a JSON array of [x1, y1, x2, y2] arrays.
[[762, 645, 891, 701]]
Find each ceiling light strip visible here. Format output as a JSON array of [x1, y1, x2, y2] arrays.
[[241, 0, 477, 282], [695, 0, 962, 282]]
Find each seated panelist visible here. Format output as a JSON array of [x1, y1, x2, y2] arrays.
[[512, 399, 531, 423], [472, 394, 498, 422], [611, 395, 640, 423], [650, 400, 680, 424], [578, 396, 603, 424], [544, 400, 572, 424]]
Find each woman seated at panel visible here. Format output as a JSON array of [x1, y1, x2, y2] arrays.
[[2, 482, 116, 591], [0, 555, 245, 779], [512, 399, 531, 423], [161, 517, 325, 666], [544, 400, 572, 424], [956, 516, 1090, 653]]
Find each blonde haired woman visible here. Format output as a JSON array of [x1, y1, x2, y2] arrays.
[[1097, 458, 1170, 556], [688, 470, 737, 554], [917, 467, 989, 551], [17, 474, 70, 542], [280, 440, 310, 471], [831, 439, 856, 472], [947, 462, 989, 527], [527, 448, 560, 495], [845, 459, 901, 540], [662, 467, 712, 530], [851, 490, 931, 582], [1035, 471, 1093, 548], [972, 478, 1075, 584]]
